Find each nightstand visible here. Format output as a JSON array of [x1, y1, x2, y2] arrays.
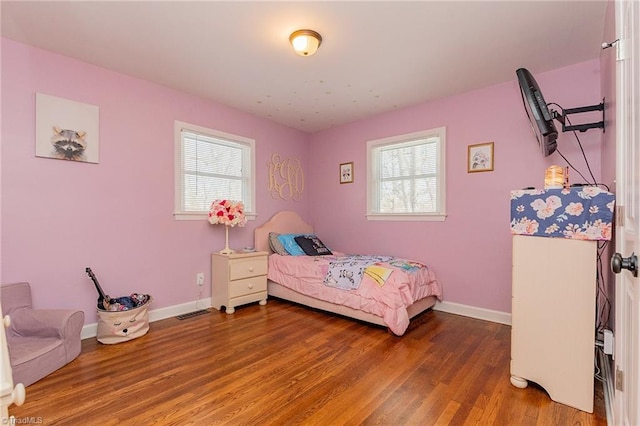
[[211, 251, 268, 314]]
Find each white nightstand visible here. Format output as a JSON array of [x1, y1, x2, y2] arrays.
[[211, 251, 268, 314]]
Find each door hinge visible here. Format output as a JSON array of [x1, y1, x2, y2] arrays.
[[616, 205, 625, 227], [616, 365, 624, 391]]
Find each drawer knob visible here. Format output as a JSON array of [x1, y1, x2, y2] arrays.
[[248, 284, 254, 289], [248, 266, 254, 272]]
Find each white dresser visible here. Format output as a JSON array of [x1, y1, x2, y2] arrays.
[[211, 251, 268, 314], [510, 235, 596, 413]]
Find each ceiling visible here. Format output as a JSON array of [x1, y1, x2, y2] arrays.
[[1, 1, 608, 133]]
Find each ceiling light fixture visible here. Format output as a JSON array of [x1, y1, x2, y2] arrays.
[[289, 29, 322, 57]]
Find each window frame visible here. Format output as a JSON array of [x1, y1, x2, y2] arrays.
[[366, 127, 446, 221], [174, 120, 256, 221]]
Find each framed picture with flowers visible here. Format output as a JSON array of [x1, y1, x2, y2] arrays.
[[467, 142, 494, 173], [340, 162, 354, 184]]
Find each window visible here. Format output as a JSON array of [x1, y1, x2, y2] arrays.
[[174, 121, 255, 220], [367, 127, 446, 221]]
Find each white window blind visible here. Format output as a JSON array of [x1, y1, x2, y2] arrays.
[[175, 121, 255, 219], [367, 128, 446, 221]]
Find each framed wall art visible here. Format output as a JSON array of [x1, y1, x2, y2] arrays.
[[267, 153, 305, 200], [467, 142, 494, 173], [35, 93, 100, 163], [340, 162, 354, 184]]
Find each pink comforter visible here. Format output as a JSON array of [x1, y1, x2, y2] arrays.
[[267, 253, 442, 335]]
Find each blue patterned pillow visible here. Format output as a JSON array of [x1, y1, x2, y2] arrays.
[[277, 234, 307, 256]]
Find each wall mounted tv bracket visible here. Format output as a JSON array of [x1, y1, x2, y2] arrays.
[[551, 98, 605, 133]]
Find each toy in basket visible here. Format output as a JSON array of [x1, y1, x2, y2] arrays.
[[85, 267, 151, 344]]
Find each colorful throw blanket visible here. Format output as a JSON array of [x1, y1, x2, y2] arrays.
[[323, 255, 394, 290]]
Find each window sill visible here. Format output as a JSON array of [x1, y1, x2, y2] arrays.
[[174, 212, 257, 221], [366, 213, 446, 222]]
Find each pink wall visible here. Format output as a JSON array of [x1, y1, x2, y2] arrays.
[[599, 0, 617, 330], [308, 60, 603, 313], [1, 39, 310, 322], [1, 36, 604, 322], [600, 0, 617, 193]]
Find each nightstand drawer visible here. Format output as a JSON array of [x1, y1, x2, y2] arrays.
[[228, 276, 267, 298], [229, 257, 267, 280]]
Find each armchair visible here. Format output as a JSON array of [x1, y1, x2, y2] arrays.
[[0, 282, 84, 387]]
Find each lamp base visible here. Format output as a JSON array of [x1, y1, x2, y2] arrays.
[[219, 226, 234, 255]]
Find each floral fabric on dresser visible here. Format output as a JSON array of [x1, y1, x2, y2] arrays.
[[510, 187, 615, 241]]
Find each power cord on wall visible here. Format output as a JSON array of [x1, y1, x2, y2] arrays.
[[195, 284, 206, 311], [546, 72, 616, 426], [548, 102, 613, 334], [548, 102, 598, 186], [596, 241, 612, 332]]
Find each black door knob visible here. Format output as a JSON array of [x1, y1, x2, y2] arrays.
[[611, 252, 638, 277]]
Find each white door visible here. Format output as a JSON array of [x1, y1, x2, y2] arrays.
[[613, 1, 640, 424]]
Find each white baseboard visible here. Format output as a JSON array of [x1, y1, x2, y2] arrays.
[[433, 300, 512, 326], [81, 298, 508, 340], [81, 297, 212, 340]]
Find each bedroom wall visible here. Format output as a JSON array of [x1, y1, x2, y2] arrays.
[[599, 0, 617, 331], [0, 38, 311, 323], [307, 59, 603, 315], [1, 36, 604, 325]]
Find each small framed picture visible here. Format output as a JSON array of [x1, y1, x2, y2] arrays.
[[467, 142, 494, 173], [340, 162, 354, 184]]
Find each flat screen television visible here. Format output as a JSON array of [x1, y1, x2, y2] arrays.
[[516, 68, 558, 157]]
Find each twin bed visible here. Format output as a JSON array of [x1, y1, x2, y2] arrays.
[[254, 211, 442, 335]]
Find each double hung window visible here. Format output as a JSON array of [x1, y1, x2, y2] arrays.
[[367, 127, 446, 221], [174, 121, 255, 219]]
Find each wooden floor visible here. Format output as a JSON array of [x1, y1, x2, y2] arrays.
[[9, 299, 606, 425]]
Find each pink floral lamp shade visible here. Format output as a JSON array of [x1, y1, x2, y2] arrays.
[[208, 200, 247, 254]]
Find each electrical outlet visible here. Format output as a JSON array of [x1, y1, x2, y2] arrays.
[[196, 272, 204, 286]]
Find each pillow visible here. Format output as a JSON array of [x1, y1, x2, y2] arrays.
[[294, 235, 333, 256], [277, 234, 307, 256], [268, 232, 289, 256]]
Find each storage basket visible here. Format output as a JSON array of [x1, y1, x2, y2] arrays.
[[85, 267, 152, 344], [96, 296, 151, 344]]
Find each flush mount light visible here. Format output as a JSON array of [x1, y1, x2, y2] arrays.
[[289, 29, 322, 56]]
